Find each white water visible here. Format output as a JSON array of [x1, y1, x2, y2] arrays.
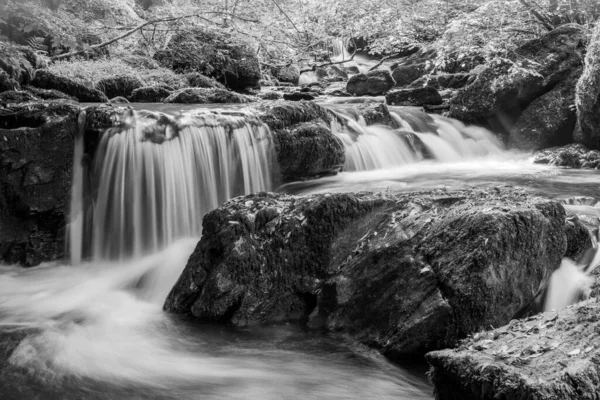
[[73, 109, 273, 261]]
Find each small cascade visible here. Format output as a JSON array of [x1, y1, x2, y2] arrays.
[[67, 111, 87, 265], [326, 104, 505, 171], [72, 108, 274, 261]]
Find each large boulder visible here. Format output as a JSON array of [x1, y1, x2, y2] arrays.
[[450, 24, 586, 124], [271, 64, 300, 85], [31, 70, 108, 102], [346, 70, 395, 96], [386, 87, 443, 106], [574, 22, 600, 149], [154, 28, 261, 90], [165, 188, 568, 359], [509, 68, 581, 151], [427, 299, 600, 400], [96, 75, 144, 99], [163, 88, 254, 104], [532, 143, 600, 169], [0, 101, 80, 266], [0, 44, 37, 92]]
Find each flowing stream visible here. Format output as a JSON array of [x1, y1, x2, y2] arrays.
[[1, 100, 599, 399]]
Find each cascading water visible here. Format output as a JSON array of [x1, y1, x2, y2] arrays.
[[74, 109, 273, 261]]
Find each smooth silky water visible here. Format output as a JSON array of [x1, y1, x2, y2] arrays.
[[1, 100, 599, 399]]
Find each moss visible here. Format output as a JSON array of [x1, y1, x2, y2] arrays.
[[575, 22, 600, 150], [163, 87, 254, 104], [32, 69, 108, 102], [96, 75, 144, 99], [128, 85, 172, 103]]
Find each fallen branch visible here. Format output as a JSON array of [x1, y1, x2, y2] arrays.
[[299, 50, 356, 74], [367, 48, 419, 71], [51, 12, 258, 60]]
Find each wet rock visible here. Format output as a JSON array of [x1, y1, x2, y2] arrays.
[[327, 66, 348, 80], [184, 72, 224, 89], [96, 75, 144, 99], [163, 88, 254, 104], [450, 24, 586, 123], [154, 28, 261, 90], [24, 85, 76, 101], [341, 65, 360, 75], [391, 63, 428, 87], [532, 143, 600, 169], [386, 87, 443, 106], [283, 92, 315, 101], [129, 85, 172, 103], [427, 300, 600, 400], [257, 91, 283, 100], [109, 96, 130, 104], [31, 70, 108, 102], [0, 90, 38, 106], [0, 101, 81, 266], [272, 121, 345, 182], [574, 23, 600, 150], [358, 102, 398, 127], [346, 70, 395, 96], [564, 215, 594, 259], [408, 73, 474, 90], [0, 44, 35, 92], [165, 188, 567, 359], [509, 68, 580, 151], [256, 100, 332, 131], [271, 64, 300, 85]]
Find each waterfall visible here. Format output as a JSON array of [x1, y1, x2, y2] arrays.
[[328, 105, 505, 171], [70, 108, 274, 262]]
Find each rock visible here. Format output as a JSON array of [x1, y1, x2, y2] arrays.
[[346, 70, 395, 96], [154, 28, 261, 90], [120, 54, 161, 70], [408, 73, 474, 90], [31, 70, 108, 102], [128, 85, 172, 103], [109, 96, 130, 103], [24, 85, 76, 101], [327, 66, 348, 80], [341, 65, 360, 75], [392, 63, 428, 87], [427, 299, 600, 400], [358, 102, 398, 127], [532, 143, 600, 169], [184, 72, 224, 88], [0, 101, 81, 266], [271, 64, 300, 85], [272, 121, 345, 181], [564, 215, 593, 259], [386, 87, 443, 106], [163, 88, 254, 104], [256, 100, 332, 131], [0, 90, 38, 106], [450, 24, 586, 124], [257, 91, 283, 100], [283, 92, 315, 101], [509, 68, 580, 151], [165, 188, 567, 359], [0, 44, 35, 91], [96, 75, 144, 99]]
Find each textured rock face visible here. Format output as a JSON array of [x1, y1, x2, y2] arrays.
[[255, 100, 344, 182], [31, 70, 108, 102], [509, 68, 580, 151], [96, 75, 144, 99], [449, 24, 586, 123], [386, 87, 443, 106], [0, 44, 36, 91], [165, 188, 568, 359], [392, 63, 428, 87], [346, 70, 395, 96], [0, 101, 80, 266], [163, 87, 254, 104], [427, 299, 600, 400], [532, 143, 600, 169], [154, 28, 261, 90]]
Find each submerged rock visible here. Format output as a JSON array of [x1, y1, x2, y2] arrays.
[[346, 70, 395, 96], [386, 87, 443, 106], [163, 87, 254, 104], [31, 70, 108, 102], [0, 101, 80, 266], [165, 188, 568, 359], [427, 299, 600, 400], [532, 143, 600, 169]]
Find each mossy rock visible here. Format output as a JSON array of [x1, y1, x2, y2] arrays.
[[386, 87, 443, 106], [129, 85, 172, 103], [271, 64, 300, 85], [392, 63, 428, 87], [346, 70, 395, 96], [31, 69, 108, 102], [96, 75, 144, 99], [163, 87, 254, 104]]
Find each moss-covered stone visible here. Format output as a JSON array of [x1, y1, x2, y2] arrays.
[[575, 22, 600, 150], [165, 188, 567, 360], [31, 69, 108, 102], [129, 85, 172, 103], [392, 63, 428, 87], [163, 87, 254, 104], [386, 87, 443, 106], [271, 64, 300, 85], [346, 70, 395, 96], [154, 27, 261, 90], [96, 75, 144, 99], [255, 100, 332, 131], [532, 143, 600, 169]]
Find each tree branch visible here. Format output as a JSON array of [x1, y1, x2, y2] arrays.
[[270, 0, 303, 35], [368, 47, 419, 71]]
